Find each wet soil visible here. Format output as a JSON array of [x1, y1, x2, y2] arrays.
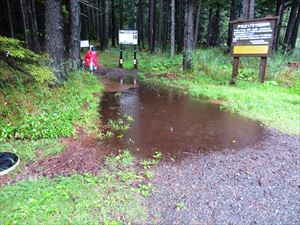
[[0, 130, 107, 186]]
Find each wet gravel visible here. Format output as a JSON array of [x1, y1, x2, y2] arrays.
[[147, 130, 300, 224]]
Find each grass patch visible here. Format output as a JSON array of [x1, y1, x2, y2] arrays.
[[98, 48, 299, 135], [0, 151, 150, 225], [0, 139, 64, 161], [0, 71, 103, 141]]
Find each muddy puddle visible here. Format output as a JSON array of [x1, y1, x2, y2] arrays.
[[100, 80, 268, 160]]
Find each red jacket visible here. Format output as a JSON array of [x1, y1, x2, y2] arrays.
[[84, 50, 99, 67]]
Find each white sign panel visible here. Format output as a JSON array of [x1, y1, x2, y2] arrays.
[[80, 40, 89, 48], [119, 30, 138, 45]]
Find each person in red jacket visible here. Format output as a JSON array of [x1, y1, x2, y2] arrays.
[[83, 45, 99, 72]]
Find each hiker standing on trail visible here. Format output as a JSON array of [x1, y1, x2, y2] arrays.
[[83, 45, 99, 72]]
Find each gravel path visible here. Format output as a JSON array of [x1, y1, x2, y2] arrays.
[[147, 130, 300, 225]]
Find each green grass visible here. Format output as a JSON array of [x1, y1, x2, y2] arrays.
[[0, 151, 152, 225], [0, 71, 103, 141], [0, 139, 64, 162], [99, 48, 300, 135]]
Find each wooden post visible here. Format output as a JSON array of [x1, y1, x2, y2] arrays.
[[230, 57, 239, 84], [119, 45, 123, 68], [133, 45, 138, 69], [259, 57, 267, 83]]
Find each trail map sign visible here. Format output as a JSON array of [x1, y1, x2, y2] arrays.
[[119, 30, 138, 45], [230, 17, 278, 83], [80, 40, 89, 48], [118, 30, 138, 71]]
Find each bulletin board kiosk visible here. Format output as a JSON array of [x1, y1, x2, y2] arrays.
[[118, 30, 138, 69], [230, 17, 278, 84]]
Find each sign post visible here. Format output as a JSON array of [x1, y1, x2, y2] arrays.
[[230, 17, 278, 84], [118, 30, 139, 84]]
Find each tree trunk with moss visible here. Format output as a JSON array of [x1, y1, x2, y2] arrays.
[[45, 0, 65, 81]]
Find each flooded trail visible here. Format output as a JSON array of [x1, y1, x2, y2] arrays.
[[100, 79, 268, 160], [98, 80, 299, 225]]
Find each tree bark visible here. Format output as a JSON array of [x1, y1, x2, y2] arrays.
[[162, 0, 168, 51], [6, 0, 14, 38], [138, 0, 145, 49], [158, 0, 164, 52], [170, 0, 175, 56], [284, 0, 300, 51], [176, 0, 183, 53], [206, 7, 213, 46], [45, 0, 65, 81], [242, 0, 255, 19], [149, 0, 155, 52], [111, 0, 116, 47], [291, 4, 300, 49], [227, 0, 237, 50], [29, 0, 41, 52], [100, 0, 109, 51], [273, 0, 285, 51], [120, 0, 123, 29], [20, 0, 31, 48], [69, 0, 81, 70], [182, 0, 194, 71], [249, 0, 255, 19], [193, 0, 201, 49]]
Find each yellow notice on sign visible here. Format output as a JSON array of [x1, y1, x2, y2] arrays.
[[233, 45, 269, 55]]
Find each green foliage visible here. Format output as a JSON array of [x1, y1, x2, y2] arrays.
[[107, 114, 134, 132], [0, 71, 103, 141], [0, 36, 54, 85], [0, 151, 148, 224]]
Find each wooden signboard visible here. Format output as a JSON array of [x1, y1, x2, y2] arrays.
[[230, 17, 278, 83]]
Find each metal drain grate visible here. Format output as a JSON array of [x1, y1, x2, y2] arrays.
[[0, 152, 19, 176]]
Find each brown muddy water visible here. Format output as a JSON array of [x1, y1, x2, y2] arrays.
[[100, 80, 267, 160]]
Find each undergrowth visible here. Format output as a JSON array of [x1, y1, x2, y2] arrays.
[[0, 71, 103, 141]]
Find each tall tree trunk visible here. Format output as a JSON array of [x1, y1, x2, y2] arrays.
[[69, 0, 81, 70], [249, 0, 255, 19], [111, 0, 116, 47], [284, 0, 300, 51], [242, 0, 249, 19], [120, 0, 123, 29], [170, 0, 175, 56], [193, 0, 201, 49], [273, 0, 285, 51], [242, 0, 255, 19], [176, 0, 183, 53], [100, 0, 109, 51], [6, 0, 14, 38], [138, 0, 145, 49], [45, 0, 65, 81], [158, 0, 164, 52], [182, 0, 194, 71], [162, 0, 168, 51], [149, 0, 155, 52], [227, 0, 237, 50], [211, 6, 220, 46], [291, 4, 300, 49], [29, 0, 41, 52], [206, 7, 213, 46], [20, 0, 31, 48]]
